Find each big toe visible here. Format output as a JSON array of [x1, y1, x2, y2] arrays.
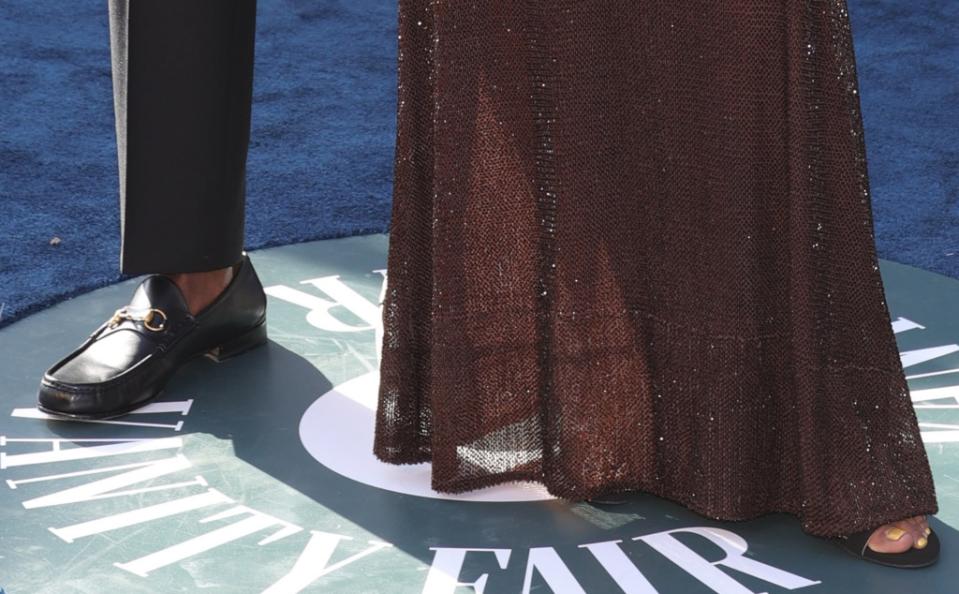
[[867, 524, 916, 554]]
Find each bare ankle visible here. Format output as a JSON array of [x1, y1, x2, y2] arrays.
[[165, 266, 235, 315]]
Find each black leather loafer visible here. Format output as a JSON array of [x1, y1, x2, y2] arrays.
[[38, 254, 268, 419]]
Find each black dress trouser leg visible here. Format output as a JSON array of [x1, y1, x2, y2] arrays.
[[107, 0, 258, 275]]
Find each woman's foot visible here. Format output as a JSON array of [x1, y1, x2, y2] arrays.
[[866, 515, 931, 553], [836, 513, 939, 568]]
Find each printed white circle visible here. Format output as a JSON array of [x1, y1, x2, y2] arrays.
[[299, 371, 554, 501]]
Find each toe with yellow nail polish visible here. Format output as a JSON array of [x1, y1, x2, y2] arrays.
[[885, 527, 906, 541], [838, 524, 939, 567]]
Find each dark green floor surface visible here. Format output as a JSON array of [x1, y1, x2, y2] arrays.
[[1, 235, 957, 593]]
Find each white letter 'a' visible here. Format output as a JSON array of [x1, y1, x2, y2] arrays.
[[637, 527, 820, 594], [579, 540, 659, 594], [522, 547, 587, 594]]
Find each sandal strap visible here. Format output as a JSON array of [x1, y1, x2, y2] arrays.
[[840, 529, 873, 557]]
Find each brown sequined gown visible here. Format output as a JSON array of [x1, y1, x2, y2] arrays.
[[373, 1, 938, 537]]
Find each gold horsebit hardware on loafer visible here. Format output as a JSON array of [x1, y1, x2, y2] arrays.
[[107, 307, 168, 332]]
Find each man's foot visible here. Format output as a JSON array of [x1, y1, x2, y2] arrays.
[[166, 266, 235, 315], [37, 254, 268, 419]]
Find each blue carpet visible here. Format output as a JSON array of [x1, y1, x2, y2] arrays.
[[0, 0, 957, 329]]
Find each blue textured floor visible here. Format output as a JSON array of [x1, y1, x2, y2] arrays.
[[0, 1, 957, 329]]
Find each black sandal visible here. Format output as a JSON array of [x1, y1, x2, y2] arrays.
[[836, 527, 940, 568]]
